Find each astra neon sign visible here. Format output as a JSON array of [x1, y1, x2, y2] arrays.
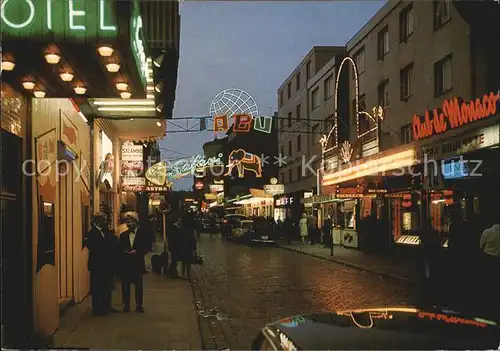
[[1, 0, 117, 38], [412, 92, 499, 141]]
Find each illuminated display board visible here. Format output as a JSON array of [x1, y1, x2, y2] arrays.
[[1, 0, 118, 41]]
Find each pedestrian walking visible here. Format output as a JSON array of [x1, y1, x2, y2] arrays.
[[299, 214, 308, 245], [180, 216, 197, 280], [118, 212, 149, 313], [85, 212, 117, 315], [323, 214, 333, 248], [479, 207, 499, 319], [168, 215, 182, 278]]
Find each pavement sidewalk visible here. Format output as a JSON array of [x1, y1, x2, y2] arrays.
[[277, 241, 418, 285], [52, 248, 201, 350]]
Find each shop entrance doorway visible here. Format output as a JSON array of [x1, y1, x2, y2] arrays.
[[58, 161, 75, 306]]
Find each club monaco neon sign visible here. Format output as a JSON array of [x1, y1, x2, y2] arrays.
[[412, 92, 499, 141], [1, 0, 117, 38]]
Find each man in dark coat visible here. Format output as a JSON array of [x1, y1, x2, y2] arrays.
[[119, 212, 149, 313], [85, 212, 117, 315]]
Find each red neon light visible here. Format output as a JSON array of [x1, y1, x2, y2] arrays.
[[213, 115, 229, 132], [412, 92, 499, 141], [417, 311, 487, 328], [233, 114, 252, 132]]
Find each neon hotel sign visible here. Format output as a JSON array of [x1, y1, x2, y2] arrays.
[[1, 0, 117, 34], [412, 92, 499, 141]]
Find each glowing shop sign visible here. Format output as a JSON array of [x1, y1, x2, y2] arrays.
[[280, 316, 306, 328], [212, 114, 273, 134], [130, 3, 148, 86], [412, 91, 499, 141], [225, 149, 262, 178], [145, 161, 173, 188], [1, 0, 118, 40], [168, 154, 224, 180]]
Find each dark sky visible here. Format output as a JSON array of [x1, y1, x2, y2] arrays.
[[161, 1, 385, 190]]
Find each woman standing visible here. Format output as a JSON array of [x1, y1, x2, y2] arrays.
[[299, 214, 308, 245]]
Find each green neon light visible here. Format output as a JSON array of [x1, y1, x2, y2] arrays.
[[1, 0, 118, 41], [99, 0, 115, 31], [130, 0, 148, 86], [1, 0, 35, 29], [69, 0, 86, 31]]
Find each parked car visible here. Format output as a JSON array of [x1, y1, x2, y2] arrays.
[[221, 214, 249, 239], [251, 307, 500, 350]]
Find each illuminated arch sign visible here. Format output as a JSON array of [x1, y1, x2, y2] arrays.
[[1, 0, 118, 40]]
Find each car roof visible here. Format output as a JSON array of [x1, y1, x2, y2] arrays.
[[264, 307, 500, 350]]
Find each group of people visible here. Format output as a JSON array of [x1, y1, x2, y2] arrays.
[[166, 211, 198, 279], [85, 209, 200, 315], [86, 211, 149, 315]]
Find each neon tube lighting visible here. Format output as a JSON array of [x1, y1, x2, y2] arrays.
[[323, 150, 415, 186], [97, 107, 156, 112], [93, 100, 155, 106]]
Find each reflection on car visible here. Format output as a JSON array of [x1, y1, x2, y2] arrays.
[[251, 307, 500, 350]]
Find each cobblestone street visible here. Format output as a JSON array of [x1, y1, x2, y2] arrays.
[[191, 235, 418, 350]]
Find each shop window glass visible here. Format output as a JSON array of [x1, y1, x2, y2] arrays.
[[1, 83, 26, 137]]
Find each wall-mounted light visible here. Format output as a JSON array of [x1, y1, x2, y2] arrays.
[[146, 94, 154, 99], [130, 118, 134, 121], [22, 81, 36, 90], [155, 104, 164, 112], [45, 53, 61, 64], [116, 82, 128, 91], [154, 82, 163, 93], [60, 72, 74, 82], [74, 86, 87, 95], [120, 91, 132, 99], [156, 121, 162, 127], [34, 90, 46, 98], [153, 54, 164, 68], [105, 63, 120, 72], [1, 60, 15, 71], [97, 46, 113, 57]]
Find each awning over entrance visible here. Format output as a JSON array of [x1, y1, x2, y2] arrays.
[[1, 0, 148, 103]]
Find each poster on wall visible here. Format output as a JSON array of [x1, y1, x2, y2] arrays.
[[60, 111, 78, 155], [35, 128, 57, 175], [122, 141, 143, 161]]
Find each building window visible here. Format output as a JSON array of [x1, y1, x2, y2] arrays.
[[280, 116, 284, 131], [324, 74, 334, 99], [312, 123, 319, 146], [377, 26, 390, 60], [280, 172, 284, 184], [297, 135, 302, 152], [353, 94, 366, 125], [354, 47, 365, 74], [296, 104, 301, 121], [287, 82, 292, 99], [359, 114, 370, 135], [288, 140, 292, 156], [280, 145, 285, 158], [434, 0, 451, 30], [400, 3, 414, 42], [306, 60, 311, 80], [288, 168, 293, 183], [434, 55, 452, 96], [400, 63, 413, 100], [326, 114, 334, 132], [311, 87, 320, 110], [401, 123, 413, 144], [378, 80, 390, 108], [297, 166, 302, 180], [296, 72, 301, 91], [279, 91, 284, 107], [287, 112, 292, 127]]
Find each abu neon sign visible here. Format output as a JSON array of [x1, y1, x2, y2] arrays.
[[412, 92, 499, 141], [1, 0, 117, 38]]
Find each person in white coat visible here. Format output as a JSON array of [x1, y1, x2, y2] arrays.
[[299, 213, 308, 245]]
